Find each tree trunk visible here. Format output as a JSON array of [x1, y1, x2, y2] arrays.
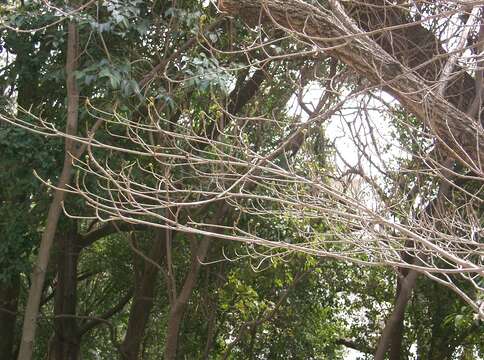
[[120, 62, 265, 358], [163, 238, 212, 360], [388, 277, 406, 360], [378, 159, 455, 359], [17, 21, 80, 360], [342, 0, 476, 112], [0, 275, 20, 360], [220, 0, 484, 171], [374, 270, 419, 360], [163, 305, 186, 360], [51, 229, 82, 360], [119, 232, 166, 360]]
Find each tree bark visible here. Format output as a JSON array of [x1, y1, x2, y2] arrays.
[[220, 0, 484, 171], [374, 270, 419, 360], [343, 0, 476, 111], [51, 228, 82, 360], [388, 277, 405, 360], [17, 21, 80, 360], [119, 231, 166, 360], [163, 238, 212, 360], [0, 275, 20, 360]]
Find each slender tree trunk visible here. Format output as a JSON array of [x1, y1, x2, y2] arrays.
[[51, 228, 82, 360], [388, 277, 406, 360], [17, 21, 80, 360], [377, 156, 455, 359], [374, 270, 418, 360], [163, 238, 211, 360], [119, 61, 266, 356], [0, 275, 20, 360], [160, 63, 265, 357], [119, 232, 166, 360], [164, 305, 186, 360]]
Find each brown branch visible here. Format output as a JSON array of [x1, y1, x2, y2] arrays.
[[335, 338, 374, 355], [80, 222, 148, 247], [202, 67, 268, 143], [79, 288, 134, 337], [221, 0, 484, 172]]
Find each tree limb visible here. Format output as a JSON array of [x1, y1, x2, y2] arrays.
[[220, 0, 484, 173]]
